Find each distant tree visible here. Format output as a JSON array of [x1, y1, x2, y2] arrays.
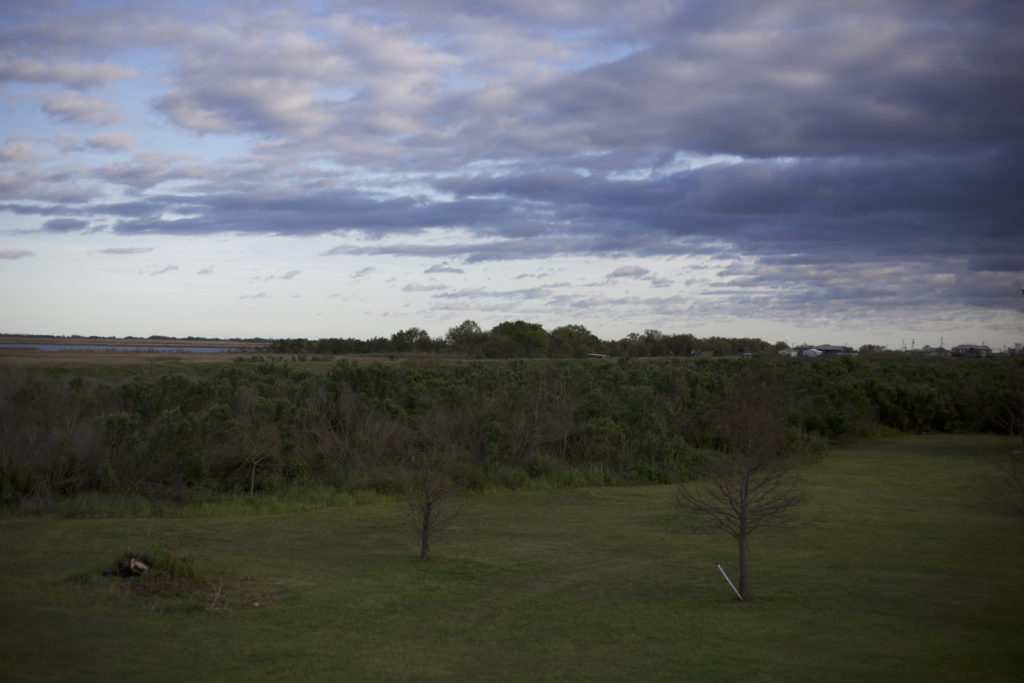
[[550, 324, 603, 357], [445, 320, 487, 351], [676, 370, 806, 600], [486, 320, 550, 357], [858, 344, 887, 355], [390, 327, 434, 352]]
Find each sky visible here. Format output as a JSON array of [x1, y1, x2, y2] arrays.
[[1, 0, 1022, 350]]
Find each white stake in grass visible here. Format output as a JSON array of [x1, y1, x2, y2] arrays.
[[716, 563, 743, 601]]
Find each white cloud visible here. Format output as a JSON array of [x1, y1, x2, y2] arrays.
[[85, 131, 135, 152], [0, 143, 41, 162], [0, 58, 136, 88], [40, 91, 120, 125]]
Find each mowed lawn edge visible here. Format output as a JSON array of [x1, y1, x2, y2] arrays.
[[1, 434, 1021, 682]]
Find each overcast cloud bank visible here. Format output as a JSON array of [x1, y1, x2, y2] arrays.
[[1, 1, 1021, 346]]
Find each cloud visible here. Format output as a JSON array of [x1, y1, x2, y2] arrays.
[[403, 282, 448, 292], [100, 247, 152, 255], [240, 291, 267, 299], [2, 0, 1022, 343], [150, 264, 178, 276], [197, 265, 214, 275], [282, 270, 301, 280], [0, 143, 41, 162], [40, 91, 120, 125], [85, 131, 135, 152], [43, 218, 89, 233], [425, 261, 464, 274], [0, 58, 136, 88], [0, 249, 34, 259], [608, 266, 650, 279], [434, 286, 552, 300]]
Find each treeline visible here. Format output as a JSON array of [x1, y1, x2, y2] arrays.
[[269, 321, 783, 358], [0, 355, 1019, 508]]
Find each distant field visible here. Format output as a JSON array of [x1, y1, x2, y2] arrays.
[[0, 435, 1021, 682]]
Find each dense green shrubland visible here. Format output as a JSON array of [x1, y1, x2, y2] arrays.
[[0, 355, 1019, 507]]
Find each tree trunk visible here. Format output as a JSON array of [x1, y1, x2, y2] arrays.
[[737, 532, 750, 600], [419, 499, 432, 560], [420, 518, 430, 560]]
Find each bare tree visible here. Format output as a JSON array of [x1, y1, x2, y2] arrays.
[[233, 388, 279, 495], [677, 370, 806, 601], [405, 449, 461, 561], [990, 366, 1024, 516], [992, 450, 1024, 516], [404, 408, 465, 561]]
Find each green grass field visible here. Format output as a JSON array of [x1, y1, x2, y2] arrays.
[[1, 435, 1021, 681]]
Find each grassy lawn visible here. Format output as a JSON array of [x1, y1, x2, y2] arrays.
[[1, 435, 1021, 681]]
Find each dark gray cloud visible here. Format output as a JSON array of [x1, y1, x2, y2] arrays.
[[43, 218, 89, 233], [425, 262, 464, 274], [608, 266, 649, 279]]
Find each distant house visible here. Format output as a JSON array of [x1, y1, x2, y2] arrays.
[[908, 346, 950, 358], [951, 344, 991, 358], [813, 345, 847, 355], [781, 345, 855, 358]]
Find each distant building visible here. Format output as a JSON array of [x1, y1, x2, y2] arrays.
[[908, 346, 950, 358], [813, 345, 847, 355], [951, 344, 991, 358], [779, 345, 856, 358]]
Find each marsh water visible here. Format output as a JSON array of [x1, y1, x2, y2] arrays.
[[0, 342, 245, 353]]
